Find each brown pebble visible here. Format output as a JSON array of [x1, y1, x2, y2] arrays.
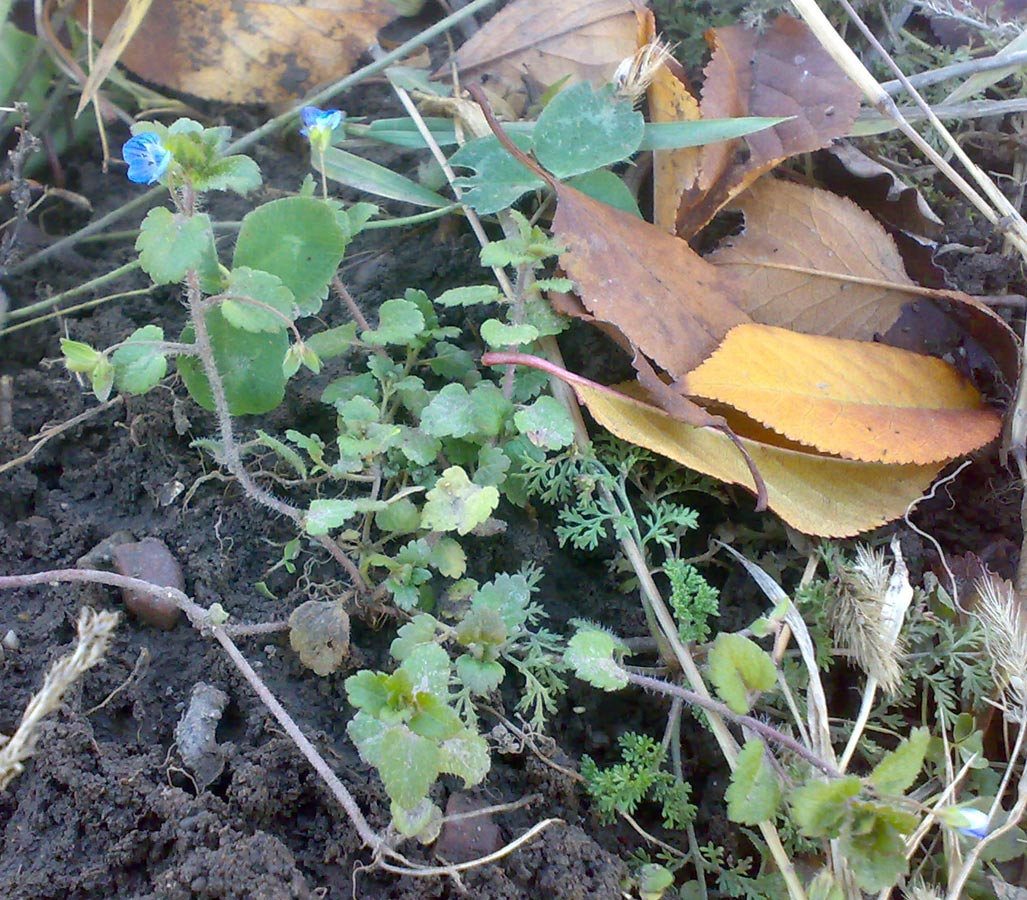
[[434, 792, 503, 862], [110, 538, 184, 629]]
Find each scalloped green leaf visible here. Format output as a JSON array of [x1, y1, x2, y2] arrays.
[[136, 208, 213, 285], [233, 197, 349, 316], [112, 325, 167, 395], [726, 739, 781, 825]]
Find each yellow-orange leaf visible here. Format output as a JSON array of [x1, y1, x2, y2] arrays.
[[574, 379, 944, 537], [679, 324, 1000, 464]]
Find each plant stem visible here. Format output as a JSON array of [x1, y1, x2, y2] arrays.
[[184, 270, 367, 591]]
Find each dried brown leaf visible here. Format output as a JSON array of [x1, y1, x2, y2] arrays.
[[75, 0, 399, 103], [708, 177, 1019, 386], [818, 143, 944, 239], [675, 15, 862, 239], [444, 0, 639, 111], [553, 182, 750, 379]]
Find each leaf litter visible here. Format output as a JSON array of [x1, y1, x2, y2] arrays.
[[465, 12, 1019, 536]]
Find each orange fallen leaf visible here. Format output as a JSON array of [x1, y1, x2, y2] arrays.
[[674, 15, 862, 239], [75, 0, 399, 103], [444, 0, 640, 113], [483, 352, 944, 537], [679, 323, 1001, 464]]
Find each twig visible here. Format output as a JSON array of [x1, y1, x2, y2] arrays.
[[0, 395, 124, 476], [626, 671, 841, 779]]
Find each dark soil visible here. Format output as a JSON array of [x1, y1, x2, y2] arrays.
[[2, 24, 1026, 900]]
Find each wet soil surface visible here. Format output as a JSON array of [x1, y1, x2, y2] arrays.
[[2, 57, 1026, 900]]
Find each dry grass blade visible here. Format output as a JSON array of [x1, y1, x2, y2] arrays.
[[76, 0, 155, 117]]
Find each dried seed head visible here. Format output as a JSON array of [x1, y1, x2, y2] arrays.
[[830, 538, 913, 693], [613, 38, 675, 106], [904, 877, 944, 900], [973, 573, 1027, 720]]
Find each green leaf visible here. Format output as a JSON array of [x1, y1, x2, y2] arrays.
[[61, 339, 102, 372], [136, 208, 213, 285], [305, 497, 386, 535], [468, 381, 514, 437], [427, 342, 475, 379], [435, 284, 501, 307], [391, 798, 443, 841], [233, 197, 349, 316], [408, 694, 462, 740], [319, 146, 450, 208], [707, 632, 777, 714], [378, 726, 440, 809], [375, 497, 422, 535], [790, 776, 861, 838], [438, 729, 491, 787], [401, 642, 451, 697], [395, 426, 440, 466], [177, 315, 288, 415], [364, 116, 460, 148], [420, 384, 475, 437], [841, 810, 909, 892], [565, 169, 641, 218], [456, 656, 505, 695], [305, 323, 358, 359], [474, 445, 511, 487], [726, 740, 781, 825], [220, 267, 297, 332], [390, 614, 439, 661], [361, 297, 425, 345], [565, 628, 628, 690], [347, 673, 390, 719], [112, 325, 167, 395], [421, 466, 499, 535], [514, 396, 575, 450], [430, 537, 466, 578], [90, 356, 114, 402], [480, 319, 539, 348], [254, 429, 307, 479], [533, 82, 643, 179], [639, 116, 791, 151], [450, 133, 545, 215], [347, 709, 388, 762], [194, 153, 262, 194], [868, 727, 929, 796]]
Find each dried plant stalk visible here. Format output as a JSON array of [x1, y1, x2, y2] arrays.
[[0, 607, 119, 790]]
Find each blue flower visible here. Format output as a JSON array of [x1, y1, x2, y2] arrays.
[[300, 106, 344, 137], [939, 805, 990, 839], [122, 132, 173, 185], [955, 807, 990, 839], [300, 106, 344, 156]]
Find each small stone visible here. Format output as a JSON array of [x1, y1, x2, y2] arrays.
[[2, 630, 19, 651], [110, 537, 184, 629], [434, 792, 503, 863], [77, 530, 137, 569]]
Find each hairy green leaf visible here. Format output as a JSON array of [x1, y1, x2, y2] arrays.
[[726, 740, 781, 825], [708, 632, 776, 714], [136, 208, 213, 284], [421, 466, 499, 535]]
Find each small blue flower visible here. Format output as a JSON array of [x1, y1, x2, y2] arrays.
[[300, 106, 344, 137], [939, 805, 991, 839], [122, 132, 173, 185], [955, 807, 990, 839]]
